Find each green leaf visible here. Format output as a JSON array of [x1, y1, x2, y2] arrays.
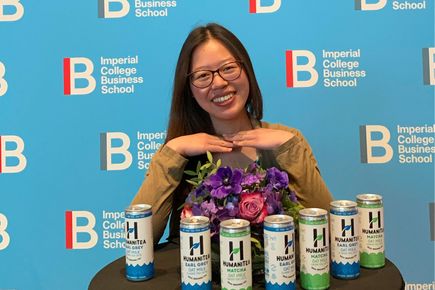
[[196, 161, 201, 173], [216, 159, 222, 168], [184, 170, 197, 176], [207, 151, 213, 163], [251, 237, 263, 251], [186, 180, 198, 186], [200, 163, 211, 171]]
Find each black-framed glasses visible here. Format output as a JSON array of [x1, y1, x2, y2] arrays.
[[188, 61, 243, 88]]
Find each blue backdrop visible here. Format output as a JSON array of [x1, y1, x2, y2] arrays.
[[0, 0, 434, 289]]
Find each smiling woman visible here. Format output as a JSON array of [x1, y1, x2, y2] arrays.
[[131, 23, 333, 244]]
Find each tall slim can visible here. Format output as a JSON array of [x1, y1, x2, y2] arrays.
[[330, 200, 360, 279], [264, 214, 296, 290], [299, 208, 330, 290], [220, 219, 252, 290], [125, 204, 154, 281], [357, 194, 385, 268], [180, 216, 212, 290]]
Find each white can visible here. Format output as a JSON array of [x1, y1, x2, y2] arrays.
[[299, 208, 330, 290], [125, 204, 154, 281], [180, 216, 212, 289], [220, 219, 252, 290], [264, 214, 296, 290]]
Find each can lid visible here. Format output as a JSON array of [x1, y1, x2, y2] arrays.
[[220, 219, 250, 230], [330, 200, 358, 209], [356, 194, 383, 204], [180, 216, 210, 227], [264, 214, 294, 227], [126, 203, 152, 212], [299, 208, 328, 218]]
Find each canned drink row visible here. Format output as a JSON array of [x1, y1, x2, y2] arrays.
[[300, 194, 385, 290], [180, 216, 297, 290], [126, 193, 384, 290]]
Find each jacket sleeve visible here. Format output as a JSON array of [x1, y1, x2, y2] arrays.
[[131, 145, 188, 244], [262, 124, 333, 210]]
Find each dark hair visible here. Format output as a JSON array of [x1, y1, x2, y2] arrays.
[[165, 23, 263, 142]]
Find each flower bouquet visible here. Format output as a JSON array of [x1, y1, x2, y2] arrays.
[[180, 152, 303, 283]]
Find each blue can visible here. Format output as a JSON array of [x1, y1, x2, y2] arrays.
[[330, 200, 360, 279], [125, 204, 154, 281]]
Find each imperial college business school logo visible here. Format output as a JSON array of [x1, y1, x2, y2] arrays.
[[423, 47, 435, 85], [65, 210, 126, 250], [63, 56, 144, 95], [0, 213, 10, 250], [0, 0, 24, 21], [100, 131, 166, 171], [249, 0, 281, 13], [0, 135, 27, 174], [286, 49, 367, 88], [0, 61, 7, 96], [360, 124, 435, 164], [355, 0, 428, 11], [98, 0, 178, 18]]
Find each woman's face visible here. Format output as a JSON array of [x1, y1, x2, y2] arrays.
[[189, 39, 250, 123]]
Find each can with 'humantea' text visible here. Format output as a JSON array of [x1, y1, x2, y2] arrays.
[[299, 208, 330, 290], [180, 216, 212, 290], [264, 214, 296, 290], [220, 219, 252, 290], [357, 194, 385, 268], [330, 200, 360, 279], [125, 204, 154, 281]]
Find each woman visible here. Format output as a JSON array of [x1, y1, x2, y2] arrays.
[[132, 23, 333, 243]]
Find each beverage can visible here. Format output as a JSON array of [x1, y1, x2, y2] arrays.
[[180, 216, 212, 289], [125, 204, 154, 281], [220, 219, 252, 290], [357, 194, 385, 268], [299, 208, 330, 290], [264, 214, 296, 290]]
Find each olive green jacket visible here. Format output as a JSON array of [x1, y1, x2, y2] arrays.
[[132, 121, 333, 243]]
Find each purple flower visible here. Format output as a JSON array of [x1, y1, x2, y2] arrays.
[[225, 201, 239, 217], [192, 203, 202, 216], [264, 189, 283, 215], [266, 167, 289, 190], [289, 190, 298, 203], [185, 183, 210, 206], [241, 173, 261, 187], [207, 167, 243, 199], [200, 199, 218, 217]]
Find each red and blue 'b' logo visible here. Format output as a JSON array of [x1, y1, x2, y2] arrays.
[[249, 0, 281, 13]]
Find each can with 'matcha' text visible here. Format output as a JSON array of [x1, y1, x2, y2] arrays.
[[357, 194, 385, 269], [330, 200, 360, 279], [299, 208, 330, 290], [220, 219, 252, 290], [180, 216, 212, 290], [125, 204, 154, 281], [264, 214, 296, 290]]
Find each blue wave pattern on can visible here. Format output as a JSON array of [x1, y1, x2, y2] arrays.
[[265, 281, 296, 290], [181, 281, 212, 290], [180, 226, 209, 233], [126, 212, 152, 219], [126, 262, 154, 281], [330, 209, 357, 216], [331, 261, 360, 278], [264, 225, 294, 232]]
